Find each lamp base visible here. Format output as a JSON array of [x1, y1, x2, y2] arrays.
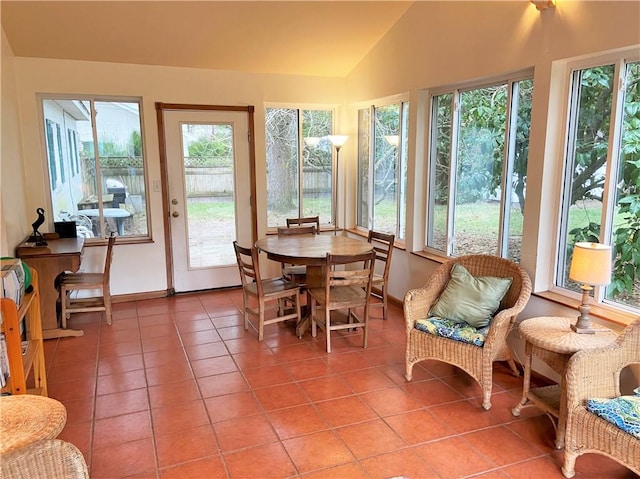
[[571, 323, 596, 334], [572, 286, 596, 334]]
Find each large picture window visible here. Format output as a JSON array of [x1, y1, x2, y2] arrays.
[[356, 100, 409, 240], [265, 107, 334, 228], [557, 56, 640, 312], [42, 97, 149, 239], [426, 75, 533, 262]]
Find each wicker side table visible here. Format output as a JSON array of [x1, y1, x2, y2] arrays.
[[511, 316, 616, 449], [0, 394, 67, 454]]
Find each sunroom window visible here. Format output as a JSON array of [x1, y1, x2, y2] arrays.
[[356, 100, 409, 240], [426, 74, 533, 262], [265, 107, 334, 228], [42, 97, 149, 239], [557, 57, 640, 313]]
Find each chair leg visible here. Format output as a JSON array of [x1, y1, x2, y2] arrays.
[[382, 289, 388, 320], [310, 297, 317, 338], [258, 298, 265, 341], [242, 293, 250, 331], [562, 452, 577, 478], [481, 383, 492, 410], [362, 309, 369, 349], [507, 358, 520, 377], [405, 361, 414, 382], [60, 286, 68, 329], [104, 288, 112, 326], [325, 307, 331, 353]]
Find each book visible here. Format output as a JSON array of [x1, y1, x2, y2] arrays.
[[0, 333, 9, 388]]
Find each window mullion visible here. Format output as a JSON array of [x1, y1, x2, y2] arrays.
[[499, 81, 518, 258], [448, 92, 461, 257], [90, 100, 106, 238], [597, 60, 626, 301], [368, 106, 375, 230], [557, 71, 584, 286], [297, 109, 304, 218]]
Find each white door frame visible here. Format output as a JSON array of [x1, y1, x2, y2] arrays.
[[156, 103, 257, 294]]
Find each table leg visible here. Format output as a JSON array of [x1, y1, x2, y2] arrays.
[[555, 377, 568, 449], [116, 217, 125, 235], [512, 341, 532, 416], [295, 265, 324, 338]]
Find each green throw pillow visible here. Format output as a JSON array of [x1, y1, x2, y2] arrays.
[[429, 263, 513, 328]]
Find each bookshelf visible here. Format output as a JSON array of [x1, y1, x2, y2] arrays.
[[1, 269, 47, 396]]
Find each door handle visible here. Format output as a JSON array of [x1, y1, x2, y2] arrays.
[[172, 211, 179, 218]]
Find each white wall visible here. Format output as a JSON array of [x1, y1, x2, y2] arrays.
[[1, 30, 29, 256], [344, 0, 640, 318], [342, 0, 640, 382], [5, 52, 344, 294]]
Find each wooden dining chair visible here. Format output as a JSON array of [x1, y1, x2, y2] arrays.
[[367, 230, 395, 320], [307, 250, 376, 353], [233, 241, 302, 341], [286, 215, 321, 233], [58, 232, 116, 327], [277, 225, 316, 286]]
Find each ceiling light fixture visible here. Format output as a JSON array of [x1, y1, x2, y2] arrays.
[[531, 0, 556, 11]]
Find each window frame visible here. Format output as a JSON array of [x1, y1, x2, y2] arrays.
[[550, 48, 640, 316], [422, 69, 534, 261], [355, 94, 410, 241], [38, 94, 152, 242], [264, 104, 338, 231]]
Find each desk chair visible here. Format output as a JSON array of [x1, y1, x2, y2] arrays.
[[367, 230, 395, 320], [286, 215, 321, 232], [58, 233, 115, 327], [233, 241, 302, 341], [308, 250, 375, 353]]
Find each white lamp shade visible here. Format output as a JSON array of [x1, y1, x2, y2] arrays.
[[327, 135, 348, 148], [569, 242, 612, 286]]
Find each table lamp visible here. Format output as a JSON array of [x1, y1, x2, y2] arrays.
[[328, 135, 348, 235], [568, 242, 612, 334]]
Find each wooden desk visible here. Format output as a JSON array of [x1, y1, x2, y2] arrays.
[[16, 238, 84, 339], [511, 316, 616, 449], [255, 235, 373, 336]]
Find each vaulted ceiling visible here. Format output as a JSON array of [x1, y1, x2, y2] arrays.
[[1, 1, 413, 77]]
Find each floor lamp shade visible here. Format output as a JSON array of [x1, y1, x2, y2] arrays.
[[568, 242, 612, 334]]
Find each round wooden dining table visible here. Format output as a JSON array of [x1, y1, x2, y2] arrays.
[[255, 234, 374, 336]]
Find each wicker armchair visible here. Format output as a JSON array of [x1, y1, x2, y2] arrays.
[[404, 254, 532, 410], [0, 439, 89, 478], [562, 319, 640, 478]]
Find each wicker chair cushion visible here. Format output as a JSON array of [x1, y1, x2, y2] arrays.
[[586, 394, 640, 439], [429, 263, 513, 328], [415, 316, 490, 347]]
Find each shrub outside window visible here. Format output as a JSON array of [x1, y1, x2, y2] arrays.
[[557, 56, 640, 312], [356, 100, 409, 240], [42, 97, 149, 239], [426, 75, 533, 262], [265, 108, 334, 228]]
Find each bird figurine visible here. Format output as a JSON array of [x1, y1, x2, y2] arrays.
[[30, 207, 47, 246]]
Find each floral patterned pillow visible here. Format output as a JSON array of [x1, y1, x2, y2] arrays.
[[415, 316, 490, 347], [586, 390, 640, 439]]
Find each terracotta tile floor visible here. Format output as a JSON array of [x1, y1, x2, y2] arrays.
[[44, 290, 637, 478]]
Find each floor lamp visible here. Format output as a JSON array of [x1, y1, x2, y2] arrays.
[[328, 135, 348, 235]]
